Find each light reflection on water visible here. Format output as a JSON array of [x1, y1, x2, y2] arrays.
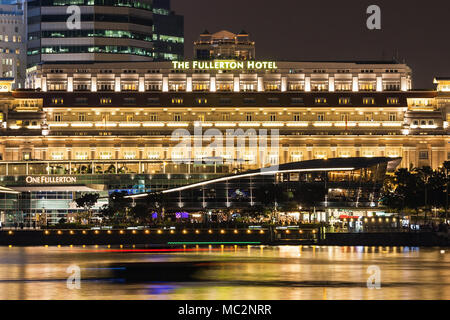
[[0, 245, 448, 300]]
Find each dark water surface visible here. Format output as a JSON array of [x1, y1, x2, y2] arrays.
[[0, 245, 448, 300]]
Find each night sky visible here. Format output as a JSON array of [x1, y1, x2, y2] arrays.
[[172, 0, 450, 89]]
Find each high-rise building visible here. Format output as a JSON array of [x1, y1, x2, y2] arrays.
[[194, 30, 255, 60], [0, 0, 26, 88], [152, 0, 184, 61], [26, 0, 183, 67]]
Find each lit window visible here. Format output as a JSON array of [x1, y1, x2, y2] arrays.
[[51, 152, 64, 160], [363, 97, 375, 105], [123, 151, 136, 159], [339, 97, 350, 105], [387, 97, 399, 105], [419, 151, 428, 160], [78, 113, 86, 121], [389, 113, 397, 121], [314, 97, 327, 104], [75, 152, 88, 160], [99, 152, 112, 160]]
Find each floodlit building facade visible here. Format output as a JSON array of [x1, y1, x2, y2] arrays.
[[0, 31, 449, 225]]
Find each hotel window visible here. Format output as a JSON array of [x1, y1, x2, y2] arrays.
[[54, 113, 62, 122], [146, 84, 161, 91], [100, 151, 112, 160], [51, 152, 64, 160], [124, 151, 136, 160], [447, 152, 450, 160], [317, 113, 325, 121], [364, 112, 373, 121], [193, 83, 209, 92], [171, 98, 183, 105], [241, 83, 256, 92], [169, 83, 185, 92], [291, 97, 304, 105], [75, 84, 89, 91], [363, 150, 376, 158], [288, 83, 304, 91], [219, 98, 232, 105], [99, 84, 113, 91], [75, 152, 88, 160], [311, 83, 328, 91], [78, 113, 86, 121], [124, 97, 136, 105], [48, 84, 67, 91], [315, 97, 327, 105], [243, 98, 256, 104], [121, 84, 137, 91], [22, 152, 31, 161], [149, 113, 158, 121], [243, 153, 256, 164], [387, 151, 400, 158], [195, 98, 207, 105], [269, 113, 277, 121], [51, 98, 63, 105], [246, 113, 253, 121], [197, 113, 205, 122], [359, 83, 375, 91], [100, 98, 112, 105], [293, 113, 301, 121], [290, 151, 303, 162], [217, 83, 233, 92], [148, 152, 160, 159], [335, 83, 352, 91], [384, 83, 400, 91], [101, 113, 110, 121], [419, 151, 429, 160], [268, 98, 280, 104], [126, 113, 134, 122], [269, 153, 279, 165], [75, 97, 88, 105], [387, 97, 399, 105], [339, 151, 351, 158], [147, 98, 160, 105], [174, 113, 182, 121], [389, 113, 397, 121], [314, 152, 327, 159], [265, 83, 280, 91], [339, 97, 351, 105], [363, 97, 375, 105]]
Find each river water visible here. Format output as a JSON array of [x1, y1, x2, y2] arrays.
[[0, 245, 448, 300]]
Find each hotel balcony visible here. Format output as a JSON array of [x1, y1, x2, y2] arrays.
[[43, 120, 406, 130]]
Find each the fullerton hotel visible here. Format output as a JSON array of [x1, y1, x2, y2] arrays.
[[12, 58, 449, 171], [0, 30, 450, 223]]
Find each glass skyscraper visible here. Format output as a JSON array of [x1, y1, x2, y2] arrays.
[[26, 0, 183, 67]]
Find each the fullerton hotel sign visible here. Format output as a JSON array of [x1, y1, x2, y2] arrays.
[[26, 176, 77, 184]]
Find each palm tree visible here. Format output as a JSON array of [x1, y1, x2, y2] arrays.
[[443, 161, 450, 222]]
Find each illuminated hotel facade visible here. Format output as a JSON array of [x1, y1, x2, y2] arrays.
[[0, 31, 450, 225]]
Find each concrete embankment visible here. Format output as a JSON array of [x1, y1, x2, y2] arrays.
[[0, 229, 275, 246]]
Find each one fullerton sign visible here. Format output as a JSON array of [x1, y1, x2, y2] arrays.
[[26, 176, 77, 184], [172, 60, 278, 70]]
